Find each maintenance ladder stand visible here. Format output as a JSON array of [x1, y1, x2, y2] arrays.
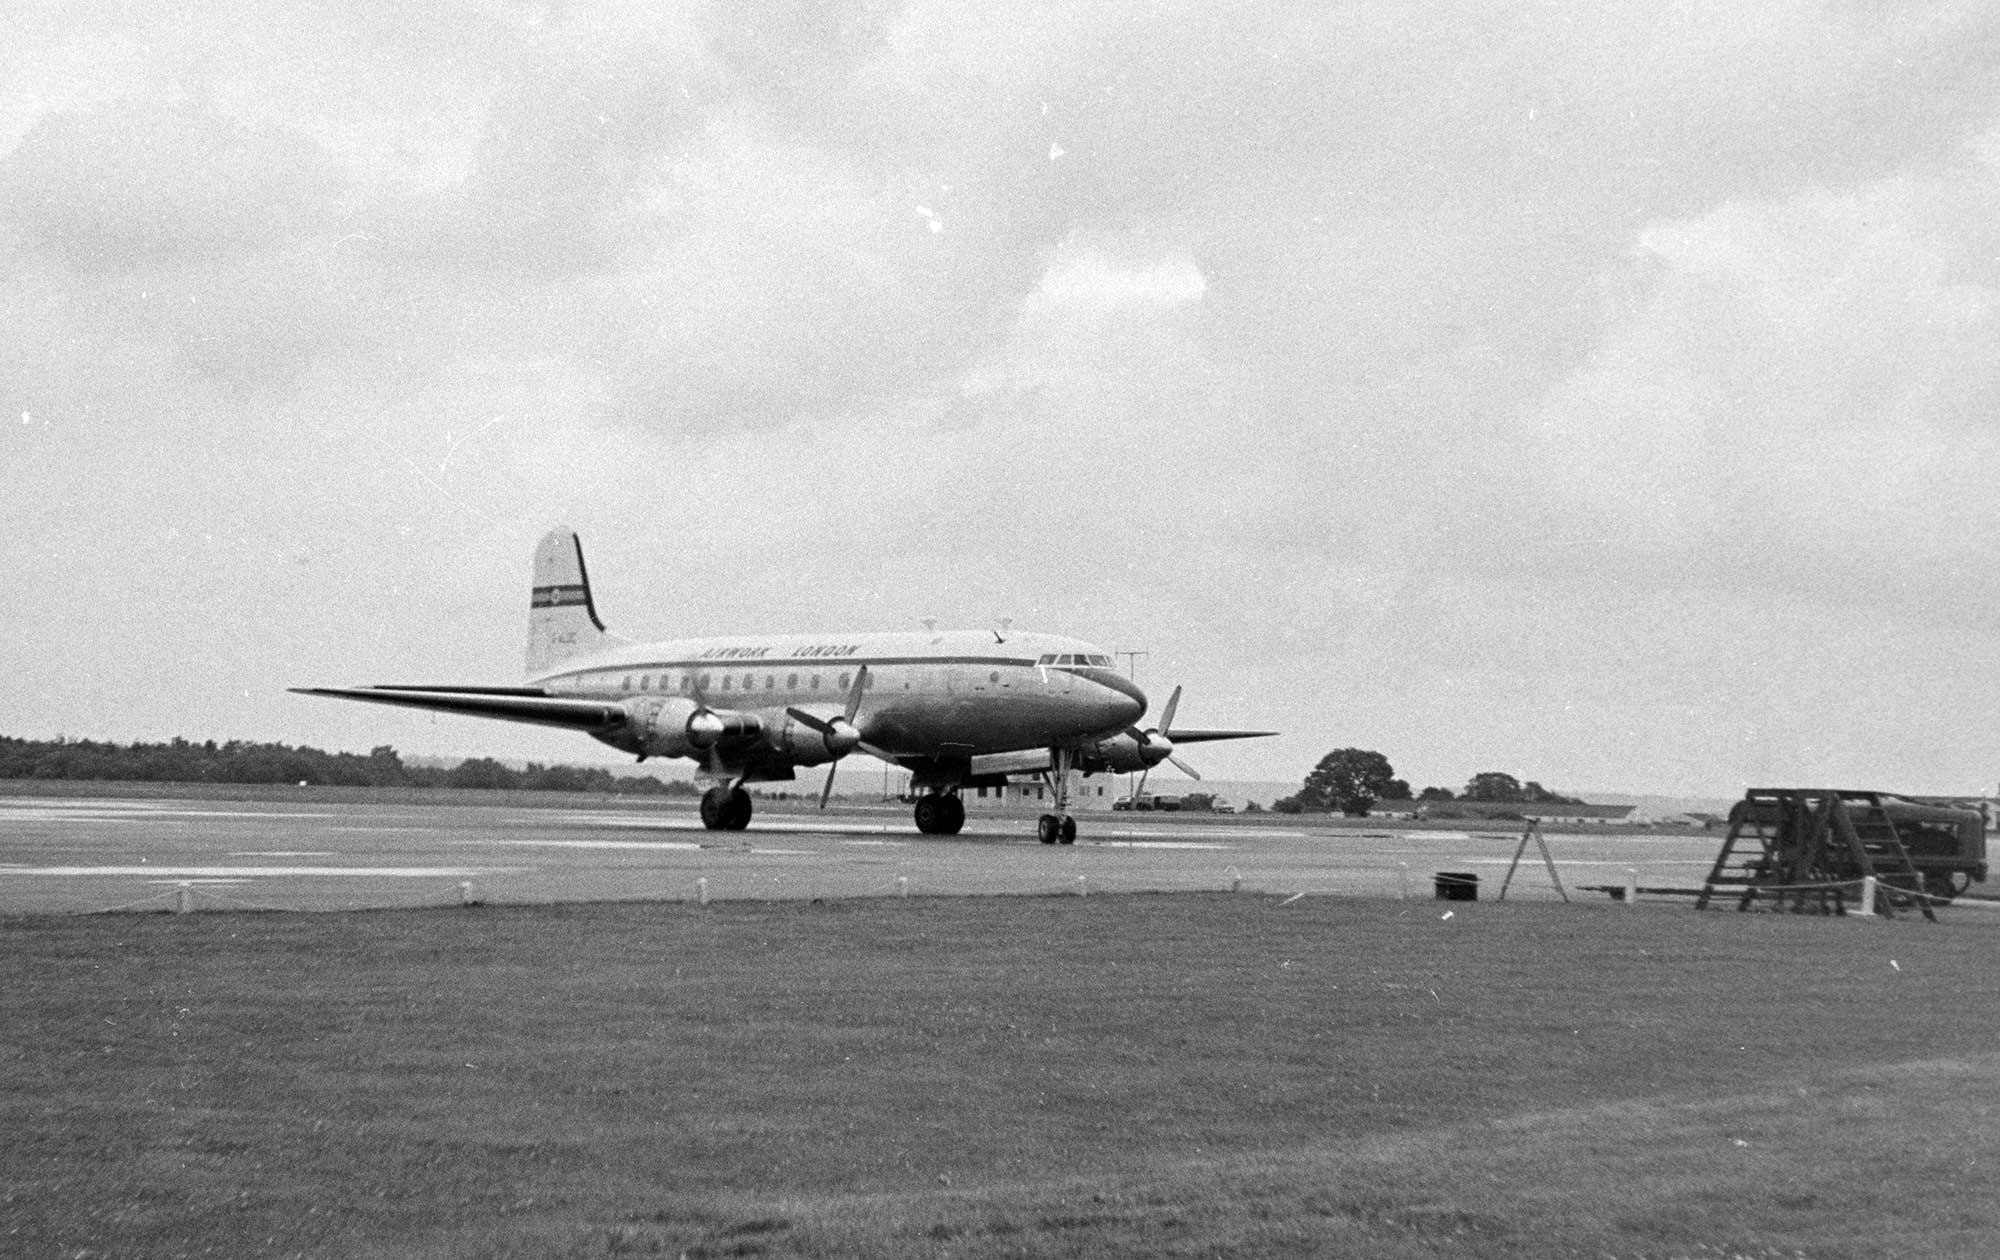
[[1695, 788, 1935, 920]]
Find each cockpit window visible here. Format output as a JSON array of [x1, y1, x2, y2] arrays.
[[1037, 654, 1054, 665]]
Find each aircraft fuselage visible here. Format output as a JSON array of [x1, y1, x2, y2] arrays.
[[534, 629, 1145, 769]]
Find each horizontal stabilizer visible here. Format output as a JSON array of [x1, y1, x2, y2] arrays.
[[290, 686, 629, 733]]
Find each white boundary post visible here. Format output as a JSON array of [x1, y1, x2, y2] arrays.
[[1858, 875, 1877, 918], [1623, 868, 1638, 906]]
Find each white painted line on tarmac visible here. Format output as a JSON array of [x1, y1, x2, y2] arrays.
[[232, 851, 336, 858], [480, 839, 705, 852], [1094, 841, 1237, 851], [3, 866, 508, 878]]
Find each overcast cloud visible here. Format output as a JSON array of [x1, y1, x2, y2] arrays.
[[4, 0, 1998, 797]]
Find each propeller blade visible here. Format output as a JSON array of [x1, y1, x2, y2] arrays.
[[786, 707, 834, 736], [1157, 685, 1182, 736], [843, 665, 869, 722], [1169, 754, 1201, 781], [818, 760, 838, 810]]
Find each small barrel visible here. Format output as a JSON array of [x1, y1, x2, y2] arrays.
[[1433, 871, 1479, 902]]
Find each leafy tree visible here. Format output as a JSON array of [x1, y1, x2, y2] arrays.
[[1418, 786, 1455, 801], [1463, 771, 1525, 802], [1287, 747, 1402, 817], [1461, 772, 1583, 805]]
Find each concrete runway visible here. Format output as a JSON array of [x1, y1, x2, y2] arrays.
[[0, 791, 1732, 915]]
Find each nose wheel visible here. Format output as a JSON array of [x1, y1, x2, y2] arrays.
[[1037, 813, 1077, 845]]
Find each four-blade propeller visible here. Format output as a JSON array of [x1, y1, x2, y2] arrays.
[[786, 665, 873, 809]]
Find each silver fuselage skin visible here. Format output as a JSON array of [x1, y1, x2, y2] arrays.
[[534, 628, 1145, 760]]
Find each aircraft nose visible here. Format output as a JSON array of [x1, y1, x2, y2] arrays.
[[1095, 671, 1147, 728]]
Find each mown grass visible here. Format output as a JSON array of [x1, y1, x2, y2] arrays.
[[4, 893, 1997, 1258]]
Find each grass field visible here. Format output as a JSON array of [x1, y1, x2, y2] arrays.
[[5, 892, 1998, 1258]]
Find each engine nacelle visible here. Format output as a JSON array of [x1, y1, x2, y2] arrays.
[[767, 712, 861, 767], [631, 697, 763, 760], [1081, 729, 1173, 775]]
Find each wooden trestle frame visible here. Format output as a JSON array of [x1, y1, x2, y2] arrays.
[[1695, 788, 1935, 921]]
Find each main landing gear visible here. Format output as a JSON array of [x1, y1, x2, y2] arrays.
[[914, 791, 965, 836], [1037, 813, 1077, 845], [699, 785, 752, 831]]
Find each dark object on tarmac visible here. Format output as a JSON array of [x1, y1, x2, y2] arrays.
[[1434, 871, 1478, 901], [1697, 789, 1989, 919]]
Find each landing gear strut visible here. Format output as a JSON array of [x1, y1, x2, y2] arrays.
[[913, 791, 965, 836], [1036, 747, 1078, 845], [699, 785, 752, 831]]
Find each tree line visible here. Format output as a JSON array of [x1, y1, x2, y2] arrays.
[[1273, 748, 1583, 816], [0, 735, 699, 796]]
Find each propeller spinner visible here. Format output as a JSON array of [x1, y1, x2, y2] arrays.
[[1126, 684, 1200, 802]]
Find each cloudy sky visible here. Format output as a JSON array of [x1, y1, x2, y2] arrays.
[[4, 1, 1999, 798]]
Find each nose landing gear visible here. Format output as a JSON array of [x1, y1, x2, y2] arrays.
[[1035, 746, 1079, 844]]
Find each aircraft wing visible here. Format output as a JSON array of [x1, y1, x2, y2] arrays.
[[290, 686, 628, 732]]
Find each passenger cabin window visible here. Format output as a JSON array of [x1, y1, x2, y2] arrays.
[[787, 673, 799, 688], [743, 673, 754, 690], [720, 676, 731, 691], [622, 676, 633, 691], [811, 675, 822, 690], [838, 672, 851, 691]]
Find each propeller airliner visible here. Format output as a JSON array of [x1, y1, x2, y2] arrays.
[[295, 528, 1273, 843]]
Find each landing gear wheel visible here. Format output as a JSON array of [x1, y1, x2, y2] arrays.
[[1059, 815, 1077, 845], [914, 793, 966, 836], [1037, 814, 1058, 845], [700, 786, 753, 832]]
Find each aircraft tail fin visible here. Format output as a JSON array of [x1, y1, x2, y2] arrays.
[[527, 527, 628, 676]]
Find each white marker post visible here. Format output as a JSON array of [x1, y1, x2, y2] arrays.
[[696, 876, 710, 906], [1397, 862, 1410, 900], [897, 876, 910, 898], [1623, 868, 1638, 907], [1076, 875, 1087, 897], [175, 882, 193, 915], [1857, 876, 1877, 918]]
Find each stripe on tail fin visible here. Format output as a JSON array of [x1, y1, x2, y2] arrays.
[[527, 527, 627, 676]]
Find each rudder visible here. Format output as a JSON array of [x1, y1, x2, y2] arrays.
[[527, 527, 625, 676]]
